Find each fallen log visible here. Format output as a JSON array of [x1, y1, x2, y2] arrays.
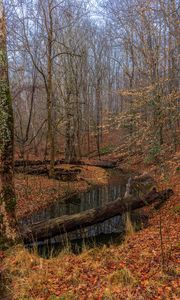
[[15, 166, 48, 175], [86, 160, 117, 168], [14, 159, 116, 169], [21, 188, 173, 243], [14, 159, 64, 168], [15, 166, 81, 181], [51, 168, 81, 181]]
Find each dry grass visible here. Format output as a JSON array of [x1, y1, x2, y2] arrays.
[[108, 268, 137, 286], [123, 212, 135, 238], [1, 151, 179, 299]]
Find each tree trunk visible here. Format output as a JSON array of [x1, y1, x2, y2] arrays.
[[96, 81, 101, 160], [0, 2, 18, 244], [21, 188, 173, 243], [47, 2, 55, 178]]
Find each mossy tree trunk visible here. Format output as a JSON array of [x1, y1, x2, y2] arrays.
[[0, 1, 18, 245]]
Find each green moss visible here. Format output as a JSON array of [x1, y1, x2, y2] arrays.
[[2, 186, 16, 213], [5, 196, 16, 213], [99, 145, 116, 155], [0, 213, 3, 224], [0, 235, 9, 250], [172, 205, 180, 215], [144, 144, 161, 164]]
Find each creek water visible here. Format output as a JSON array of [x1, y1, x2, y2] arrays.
[[20, 170, 144, 257]]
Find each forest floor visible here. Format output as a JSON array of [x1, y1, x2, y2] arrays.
[[0, 150, 180, 300], [13, 165, 108, 220]]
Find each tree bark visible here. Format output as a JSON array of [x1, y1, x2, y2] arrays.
[[47, 2, 55, 178], [0, 1, 18, 244], [21, 188, 173, 243]]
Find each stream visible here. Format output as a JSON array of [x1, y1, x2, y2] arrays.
[[20, 170, 146, 257]]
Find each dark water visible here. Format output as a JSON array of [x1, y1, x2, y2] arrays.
[[21, 169, 127, 226], [20, 170, 145, 257]]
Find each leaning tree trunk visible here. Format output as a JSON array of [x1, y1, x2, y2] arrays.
[[21, 188, 173, 243], [0, 1, 18, 244]]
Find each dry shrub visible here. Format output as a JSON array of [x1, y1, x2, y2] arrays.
[[108, 268, 136, 287]]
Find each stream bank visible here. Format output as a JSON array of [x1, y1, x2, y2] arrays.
[[14, 164, 109, 220], [19, 169, 158, 257], [2, 152, 179, 299]]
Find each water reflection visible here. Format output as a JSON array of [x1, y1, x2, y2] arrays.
[[21, 170, 138, 256], [21, 170, 127, 226]]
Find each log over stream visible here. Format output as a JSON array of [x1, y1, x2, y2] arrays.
[[21, 188, 173, 243]]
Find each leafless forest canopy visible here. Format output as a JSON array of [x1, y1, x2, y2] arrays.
[[6, 0, 180, 164], [0, 2, 179, 298]]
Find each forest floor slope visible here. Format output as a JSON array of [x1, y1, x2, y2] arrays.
[[1, 151, 179, 299]]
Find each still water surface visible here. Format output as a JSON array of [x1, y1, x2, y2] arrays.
[[20, 170, 142, 256]]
